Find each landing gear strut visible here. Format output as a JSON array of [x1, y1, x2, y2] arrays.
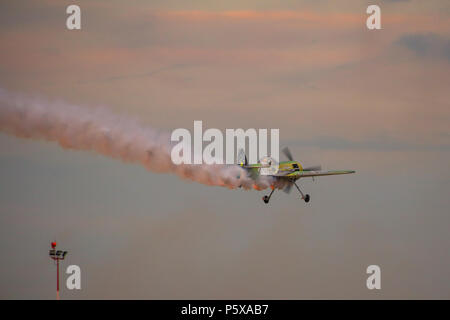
[[294, 182, 310, 203], [262, 188, 275, 204]]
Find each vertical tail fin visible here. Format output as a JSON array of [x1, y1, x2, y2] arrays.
[[237, 148, 248, 166]]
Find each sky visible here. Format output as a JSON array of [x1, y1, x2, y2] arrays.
[[0, 0, 449, 299]]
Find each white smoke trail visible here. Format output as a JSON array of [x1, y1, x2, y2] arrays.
[[0, 88, 276, 190]]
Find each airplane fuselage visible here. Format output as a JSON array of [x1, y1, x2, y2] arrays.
[[243, 160, 303, 180]]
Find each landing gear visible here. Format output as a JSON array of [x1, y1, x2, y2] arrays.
[[262, 182, 310, 204], [262, 188, 275, 204], [304, 194, 310, 203], [294, 182, 311, 203]]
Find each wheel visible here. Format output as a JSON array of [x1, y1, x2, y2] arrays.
[[304, 194, 310, 203], [262, 196, 269, 204]]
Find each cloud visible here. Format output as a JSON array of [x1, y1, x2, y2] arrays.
[[396, 33, 450, 61], [76, 64, 186, 85]]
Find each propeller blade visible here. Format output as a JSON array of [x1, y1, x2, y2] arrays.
[[302, 165, 322, 171], [282, 147, 293, 161], [283, 183, 292, 194]]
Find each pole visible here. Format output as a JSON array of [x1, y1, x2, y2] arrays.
[[56, 258, 60, 300], [49, 243, 67, 300]]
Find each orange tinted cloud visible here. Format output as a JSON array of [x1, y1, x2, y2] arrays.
[[163, 10, 361, 28]]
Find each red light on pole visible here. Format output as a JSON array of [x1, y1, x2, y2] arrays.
[[49, 242, 68, 300]]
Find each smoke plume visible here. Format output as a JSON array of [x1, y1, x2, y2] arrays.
[[0, 88, 276, 190]]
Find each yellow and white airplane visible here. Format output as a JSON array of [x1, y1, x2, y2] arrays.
[[238, 147, 355, 204]]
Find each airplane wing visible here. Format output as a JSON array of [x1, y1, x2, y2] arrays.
[[276, 170, 355, 178], [242, 164, 262, 168]]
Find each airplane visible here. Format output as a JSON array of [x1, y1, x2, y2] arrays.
[[238, 147, 355, 204]]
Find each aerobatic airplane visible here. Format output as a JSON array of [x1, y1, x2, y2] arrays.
[[238, 147, 355, 204]]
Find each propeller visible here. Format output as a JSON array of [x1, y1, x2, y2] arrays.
[[302, 165, 322, 171], [283, 183, 293, 194], [282, 146, 322, 172], [282, 147, 293, 161]]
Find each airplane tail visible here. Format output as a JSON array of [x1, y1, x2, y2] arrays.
[[237, 148, 248, 166]]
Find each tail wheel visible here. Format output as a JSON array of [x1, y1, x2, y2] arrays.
[[262, 196, 269, 204], [304, 194, 310, 203]]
